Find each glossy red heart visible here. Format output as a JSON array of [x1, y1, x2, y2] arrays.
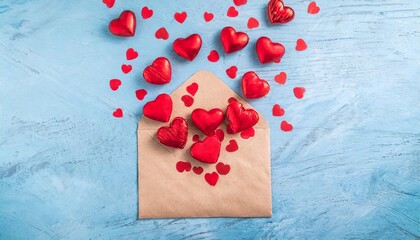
[[267, 0, 295, 24], [126, 48, 138, 60], [157, 117, 188, 149], [242, 71, 270, 99], [109, 10, 136, 37], [220, 26, 249, 54], [176, 161, 191, 172], [141, 6, 153, 19], [226, 101, 259, 134], [191, 108, 224, 135], [173, 34, 202, 61], [225, 140, 238, 152], [204, 172, 219, 186], [216, 162, 231, 175], [256, 36, 285, 64], [143, 57, 171, 85], [190, 136, 221, 164], [143, 94, 172, 122], [226, 66, 238, 79], [174, 12, 187, 23]]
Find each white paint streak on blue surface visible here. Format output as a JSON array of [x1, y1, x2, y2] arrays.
[[0, 0, 419, 239]]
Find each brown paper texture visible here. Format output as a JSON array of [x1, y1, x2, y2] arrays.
[[138, 71, 272, 218]]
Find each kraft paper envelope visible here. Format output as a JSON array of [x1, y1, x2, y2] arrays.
[[138, 70, 272, 218]]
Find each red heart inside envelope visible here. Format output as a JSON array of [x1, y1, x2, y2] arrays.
[[143, 94, 173, 122], [109, 10, 136, 37], [173, 34, 202, 61], [157, 117, 188, 149], [190, 136, 221, 164], [226, 101, 259, 134], [191, 108, 224, 135]]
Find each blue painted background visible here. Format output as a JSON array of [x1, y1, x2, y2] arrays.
[[0, 0, 419, 239]]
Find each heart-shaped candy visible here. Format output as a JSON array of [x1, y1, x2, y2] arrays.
[[267, 0, 295, 24], [143, 94, 172, 122], [256, 36, 285, 64], [191, 108, 224, 135], [173, 34, 202, 61], [157, 117, 188, 149], [109, 10, 136, 37], [190, 136, 221, 164], [242, 71, 270, 99], [220, 26, 249, 54], [226, 101, 259, 134], [143, 57, 172, 85]]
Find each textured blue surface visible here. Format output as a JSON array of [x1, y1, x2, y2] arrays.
[[0, 0, 419, 239]]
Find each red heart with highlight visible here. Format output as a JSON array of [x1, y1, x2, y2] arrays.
[[191, 108, 224, 135], [226, 101, 259, 134], [204, 172, 219, 186], [173, 34, 202, 61], [190, 136, 221, 164], [143, 57, 171, 85], [256, 36, 285, 64], [157, 117, 188, 149], [242, 71, 270, 99], [109, 10, 136, 37], [143, 94, 172, 122], [267, 0, 295, 24], [220, 26, 249, 54]]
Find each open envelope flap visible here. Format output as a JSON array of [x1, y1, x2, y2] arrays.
[[138, 70, 272, 218]]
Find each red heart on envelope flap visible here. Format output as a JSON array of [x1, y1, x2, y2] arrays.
[[157, 117, 188, 149], [191, 108, 224, 135], [173, 34, 202, 61], [143, 57, 172, 85], [143, 94, 173, 122], [267, 0, 295, 24], [190, 136, 221, 164], [242, 71, 270, 99], [226, 101, 259, 134], [256, 36, 285, 64], [109, 10, 136, 37], [220, 26, 249, 54]]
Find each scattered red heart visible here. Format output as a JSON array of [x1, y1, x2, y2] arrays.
[[204, 172, 219, 186], [193, 166, 204, 175], [220, 26, 249, 54], [227, 6, 239, 18], [176, 161, 192, 173], [216, 162, 231, 175], [181, 95, 194, 107], [226, 66, 238, 79], [296, 38, 307, 51], [207, 50, 220, 62], [109, 79, 121, 91], [280, 120, 293, 132], [225, 140, 239, 152], [113, 108, 123, 118], [141, 6, 153, 19], [155, 27, 169, 40], [308, 1, 320, 14], [174, 11, 187, 24], [247, 17, 259, 29], [293, 87, 305, 99], [103, 0, 115, 8], [233, 0, 247, 6], [240, 127, 255, 139], [135, 89, 147, 101], [121, 64, 132, 74], [272, 104, 285, 116], [186, 82, 199, 96], [275, 72, 287, 84], [126, 48, 138, 60], [204, 12, 214, 22]]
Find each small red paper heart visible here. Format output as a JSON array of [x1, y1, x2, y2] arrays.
[[109, 10, 136, 37], [308, 1, 320, 14], [192, 134, 201, 142], [256, 37, 285, 64], [109, 79, 121, 91], [220, 27, 249, 54], [193, 166, 204, 175], [228, 97, 238, 103], [186, 83, 199, 96], [155, 27, 169, 40], [281, 120, 293, 132], [135, 89, 147, 101], [272, 104, 285, 116], [181, 95, 194, 107], [173, 34, 202, 61], [204, 12, 214, 22], [227, 6, 239, 18], [213, 129, 225, 142], [226, 101, 259, 134], [296, 38, 307, 51], [275, 72, 287, 84], [141, 6, 153, 19], [240, 127, 255, 139], [113, 108, 123, 118], [293, 87, 305, 99], [226, 66, 238, 79], [225, 140, 238, 152], [207, 50, 219, 62], [267, 0, 295, 24], [242, 71, 270, 99], [143, 57, 172, 85], [143, 94, 172, 122], [190, 136, 221, 164], [126, 48, 138, 60], [191, 108, 224, 135], [247, 17, 259, 29], [233, 0, 247, 6], [174, 11, 187, 24], [103, 0, 115, 8], [176, 161, 192, 173], [216, 162, 231, 175], [121, 64, 132, 74], [157, 117, 188, 149], [204, 172, 219, 186]]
